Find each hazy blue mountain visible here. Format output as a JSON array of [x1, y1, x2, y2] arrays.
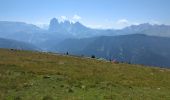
[[48, 18, 66, 33], [0, 20, 74, 51], [0, 37, 39, 50], [0, 21, 41, 33], [53, 37, 97, 53], [0, 21, 47, 43], [48, 18, 116, 38], [1, 19, 170, 52], [0, 19, 115, 51], [120, 23, 170, 37], [54, 34, 170, 68], [48, 18, 170, 38]]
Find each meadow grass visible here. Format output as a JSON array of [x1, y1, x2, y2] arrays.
[[0, 49, 170, 100]]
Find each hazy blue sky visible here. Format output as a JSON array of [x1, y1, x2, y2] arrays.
[[0, 0, 170, 29]]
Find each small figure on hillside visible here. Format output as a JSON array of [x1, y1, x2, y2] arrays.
[[91, 55, 95, 58]]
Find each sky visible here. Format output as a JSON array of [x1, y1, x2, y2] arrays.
[[0, 0, 170, 29]]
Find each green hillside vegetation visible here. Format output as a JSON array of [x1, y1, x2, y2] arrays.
[[0, 49, 170, 100]]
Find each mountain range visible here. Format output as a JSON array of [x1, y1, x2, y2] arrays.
[[54, 34, 170, 67], [120, 23, 170, 37], [0, 18, 170, 67], [0, 37, 39, 51], [48, 18, 115, 38]]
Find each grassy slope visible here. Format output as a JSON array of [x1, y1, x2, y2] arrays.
[[0, 49, 170, 100]]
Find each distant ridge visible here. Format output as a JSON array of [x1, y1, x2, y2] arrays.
[[0, 37, 39, 51], [54, 34, 170, 68]]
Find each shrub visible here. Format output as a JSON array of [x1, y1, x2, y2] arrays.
[[91, 55, 95, 58]]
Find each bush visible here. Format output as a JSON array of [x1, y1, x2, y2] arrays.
[[91, 55, 95, 58]]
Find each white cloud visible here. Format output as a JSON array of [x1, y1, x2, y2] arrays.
[[132, 22, 140, 25], [116, 19, 129, 25], [86, 24, 104, 29], [57, 15, 82, 23], [86, 23, 114, 29], [73, 14, 82, 20], [61, 16, 67, 20], [114, 19, 130, 29], [59, 16, 68, 22]]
